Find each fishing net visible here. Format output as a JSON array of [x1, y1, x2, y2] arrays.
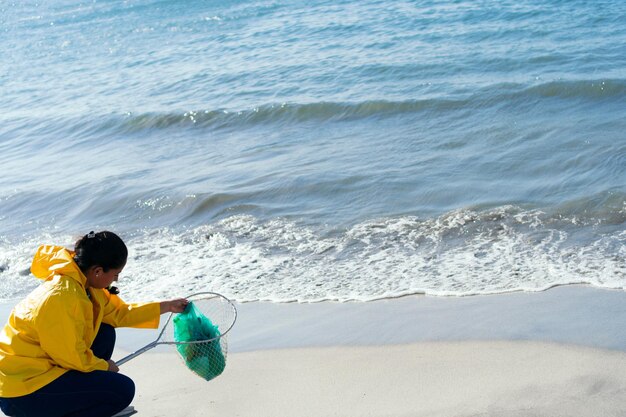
[[117, 292, 237, 382], [164, 292, 237, 381]]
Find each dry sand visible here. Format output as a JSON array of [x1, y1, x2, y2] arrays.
[[122, 341, 626, 417], [111, 286, 626, 417]]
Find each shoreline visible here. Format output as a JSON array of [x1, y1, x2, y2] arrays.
[[2, 284, 625, 354], [210, 284, 626, 353]]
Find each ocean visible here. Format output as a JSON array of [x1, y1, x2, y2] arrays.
[[1, 0, 624, 303]]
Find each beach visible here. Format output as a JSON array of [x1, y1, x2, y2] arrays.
[[110, 286, 626, 416], [2, 0, 625, 416]]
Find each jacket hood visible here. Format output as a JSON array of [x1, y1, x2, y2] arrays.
[[30, 245, 87, 287]]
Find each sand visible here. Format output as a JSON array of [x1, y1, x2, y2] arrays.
[[108, 286, 626, 417], [122, 341, 626, 417]]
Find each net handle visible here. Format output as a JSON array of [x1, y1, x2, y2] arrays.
[[116, 291, 237, 366], [116, 311, 175, 366]]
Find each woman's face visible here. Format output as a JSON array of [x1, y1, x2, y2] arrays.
[[86, 264, 125, 289]]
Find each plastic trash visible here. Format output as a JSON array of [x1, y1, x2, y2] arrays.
[[173, 301, 226, 381]]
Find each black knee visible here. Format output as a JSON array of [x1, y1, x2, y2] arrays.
[[116, 374, 136, 407], [109, 373, 136, 415], [91, 323, 116, 360]]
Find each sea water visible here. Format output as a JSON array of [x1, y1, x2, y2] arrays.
[[1, 0, 624, 302]]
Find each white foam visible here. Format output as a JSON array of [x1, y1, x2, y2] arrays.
[[119, 211, 625, 302], [1, 210, 624, 303]]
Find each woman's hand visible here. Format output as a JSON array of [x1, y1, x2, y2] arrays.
[[107, 359, 119, 373], [160, 298, 189, 314]]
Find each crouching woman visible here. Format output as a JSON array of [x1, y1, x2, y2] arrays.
[[0, 231, 188, 417]]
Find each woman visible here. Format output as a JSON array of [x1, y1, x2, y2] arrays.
[[0, 231, 189, 417]]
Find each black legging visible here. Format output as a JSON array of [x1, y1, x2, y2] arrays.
[[0, 324, 134, 417]]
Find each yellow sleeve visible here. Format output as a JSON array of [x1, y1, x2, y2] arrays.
[[36, 295, 109, 372], [101, 292, 161, 329]]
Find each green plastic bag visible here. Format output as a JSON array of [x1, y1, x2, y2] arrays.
[[173, 301, 226, 381]]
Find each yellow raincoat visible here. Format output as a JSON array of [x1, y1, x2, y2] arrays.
[[0, 245, 160, 397]]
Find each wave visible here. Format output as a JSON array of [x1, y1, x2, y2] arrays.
[[3, 78, 623, 140], [2, 186, 623, 239], [94, 78, 626, 133], [524, 79, 626, 100], [111, 100, 465, 132], [1, 200, 624, 303]]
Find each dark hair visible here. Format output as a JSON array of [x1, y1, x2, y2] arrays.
[[74, 231, 128, 273]]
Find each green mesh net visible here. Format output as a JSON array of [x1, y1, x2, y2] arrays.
[[173, 301, 226, 381]]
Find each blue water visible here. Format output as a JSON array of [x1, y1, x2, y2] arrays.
[[1, 0, 624, 302]]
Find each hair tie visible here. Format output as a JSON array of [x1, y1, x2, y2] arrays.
[[87, 231, 96, 238]]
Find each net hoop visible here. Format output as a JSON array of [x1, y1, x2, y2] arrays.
[[162, 291, 238, 346]]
